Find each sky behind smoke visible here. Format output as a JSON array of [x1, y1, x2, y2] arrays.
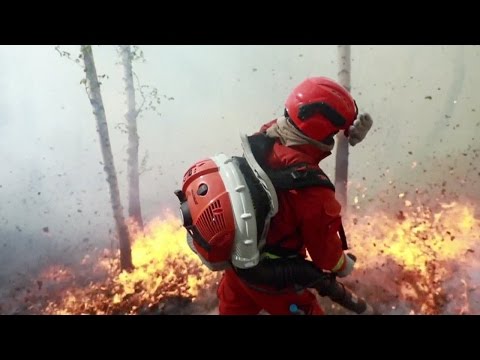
[[0, 45, 479, 279]]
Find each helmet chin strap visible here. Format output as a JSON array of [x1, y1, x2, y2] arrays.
[[265, 116, 335, 152]]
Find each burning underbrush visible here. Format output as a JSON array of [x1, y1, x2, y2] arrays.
[[1, 196, 479, 315], [1, 212, 220, 315], [341, 197, 480, 315]]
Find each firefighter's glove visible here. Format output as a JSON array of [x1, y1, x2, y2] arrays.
[[348, 113, 373, 146]]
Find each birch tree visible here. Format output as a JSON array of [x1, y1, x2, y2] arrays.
[[335, 45, 351, 212], [81, 45, 133, 271], [119, 45, 143, 229]]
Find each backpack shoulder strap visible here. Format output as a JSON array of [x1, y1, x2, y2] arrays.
[[246, 132, 276, 170], [246, 132, 348, 250], [247, 133, 335, 192], [338, 222, 349, 250], [268, 163, 335, 191]]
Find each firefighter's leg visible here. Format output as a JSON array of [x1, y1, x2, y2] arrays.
[[251, 288, 325, 315], [217, 270, 263, 315]]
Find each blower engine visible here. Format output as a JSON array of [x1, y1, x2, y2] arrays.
[[174, 134, 278, 271], [174, 134, 376, 315]]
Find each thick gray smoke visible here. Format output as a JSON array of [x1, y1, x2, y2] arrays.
[[0, 45, 479, 314]]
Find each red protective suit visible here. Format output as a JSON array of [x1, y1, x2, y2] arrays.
[[218, 120, 350, 315]]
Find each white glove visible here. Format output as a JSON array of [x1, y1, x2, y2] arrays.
[[348, 113, 373, 146], [336, 253, 356, 278]]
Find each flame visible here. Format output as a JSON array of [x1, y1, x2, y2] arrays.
[[3, 193, 478, 315], [39, 265, 75, 283], [351, 202, 477, 272], [38, 211, 219, 315], [345, 200, 480, 314]]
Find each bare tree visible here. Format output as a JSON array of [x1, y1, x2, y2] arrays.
[[81, 45, 133, 271], [119, 45, 143, 229], [335, 45, 351, 213]]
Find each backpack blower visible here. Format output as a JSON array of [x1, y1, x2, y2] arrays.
[[174, 133, 376, 315]]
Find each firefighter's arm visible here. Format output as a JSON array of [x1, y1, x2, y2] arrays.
[[299, 188, 355, 277]]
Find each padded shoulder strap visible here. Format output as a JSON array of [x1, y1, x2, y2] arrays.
[[246, 133, 335, 191]]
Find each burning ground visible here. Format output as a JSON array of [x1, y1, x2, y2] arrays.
[[342, 198, 480, 315], [1, 194, 478, 315], [2, 147, 480, 315], [0, 212, 220, 315]]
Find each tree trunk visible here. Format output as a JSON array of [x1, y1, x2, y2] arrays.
[[119, 45, 143, 230], [335, 45, 351, 214], [81, 45, 133, 271]]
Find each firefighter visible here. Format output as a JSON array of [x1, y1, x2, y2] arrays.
[[217, 76, 373, 315]]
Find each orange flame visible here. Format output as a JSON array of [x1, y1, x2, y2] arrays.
[[6, 197, 478, 315], [40, 211, 219, 315], [350, 201, 477, 272], [345, 200, 480, 314]]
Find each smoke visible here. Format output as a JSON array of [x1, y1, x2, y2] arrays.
[[0, 45, 479, 313]]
